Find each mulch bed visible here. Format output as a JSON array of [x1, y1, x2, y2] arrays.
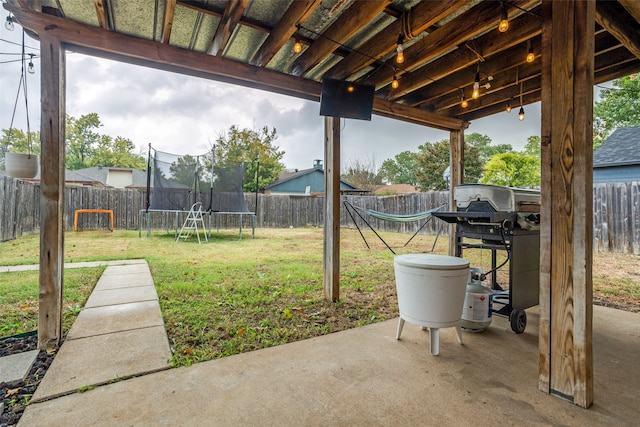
[[0, 333, 57, 427]]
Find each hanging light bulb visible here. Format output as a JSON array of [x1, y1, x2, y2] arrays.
[[391, 74, 399, 89], [498, 3, 509, 33], [506, 98, 512, 113], [293, 38, 302, 53], [472, 72, 480, 99], [27, 54, 35, 74], [460, 90, 468, 108], [518, 106, 525, 121], [5, 14, 15, 31], [396, 34, 404, 64], [526, 45, 535, 63]]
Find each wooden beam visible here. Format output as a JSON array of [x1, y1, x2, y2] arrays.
[[207, 0, 249, 56], [440, 42, 633, 117], [94, 0, 111, 30], [372, 97, 468, 131], [385, 5, 542, 101], [448, 129, 464, 256], [5, 4, 466, 131], [595, 1, 640, 60], [360, 0, 539, 88], [323, 117, 340, 302], [326, 0, 467, 80], [38, 34, 66, 350], [619, 0, 640, 23], [457, 58, 640, 122], [290, 0, 392, 77], [161, 0, 177, 44], [540, 0, 594, 408], [406, 41, 541, 108], [250, 0, 320, 67]]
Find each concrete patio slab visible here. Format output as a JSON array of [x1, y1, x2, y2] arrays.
[[18, 306, 640, 426], [93, 272, 155, 290], [0, 350, 38, 383], [66, 300, 164, 340], [85, 285, 158, 308], [32, 326, 171, 402]]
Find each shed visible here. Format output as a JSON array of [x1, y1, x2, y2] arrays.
[[593, 127, 640, 183]]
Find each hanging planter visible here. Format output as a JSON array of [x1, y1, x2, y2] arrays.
[[5, 152, 38, 178]]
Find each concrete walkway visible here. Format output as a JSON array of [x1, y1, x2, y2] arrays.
[[17, 265, 640, 426], [0, 259, 149, 273], [29, 262, 172, 402]]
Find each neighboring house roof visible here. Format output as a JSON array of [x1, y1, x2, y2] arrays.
[[20, 166, 148, 188], [72, 166, 148, 188], [264, 164, 362, 193], [593, 127, 640, 168]]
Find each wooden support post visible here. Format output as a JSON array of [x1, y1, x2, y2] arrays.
[[323, 116, 340, 302], [539, 0, 594, 408], [448, 129, 464, 256], [38, 36, 66, 349]]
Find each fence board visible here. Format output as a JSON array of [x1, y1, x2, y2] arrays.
[[1, 176, 638, 254]]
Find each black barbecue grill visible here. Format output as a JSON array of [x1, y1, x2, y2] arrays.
[[432, 184, 541, 333]]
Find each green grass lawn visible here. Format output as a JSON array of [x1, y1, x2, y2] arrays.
[[1, 227, 638, 367]]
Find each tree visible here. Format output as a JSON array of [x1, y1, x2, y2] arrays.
[[523, 135, 541, 156], [90, 135, 146, 169], [169, 154, 201, 188], [481, 152, 540, 187], [212, 125, 285, 192], [378, 151, 419, 186], [465, 132, 513, 164], [415, 139, 482, 191], [341, 156, 383, 191], [65, 113, 102, 169], [594, 73, 640, 148]]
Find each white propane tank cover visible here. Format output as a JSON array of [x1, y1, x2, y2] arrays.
[[394, 253, 470, 270]]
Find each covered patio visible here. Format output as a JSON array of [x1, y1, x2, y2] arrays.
[[4, 0, 640, 411]]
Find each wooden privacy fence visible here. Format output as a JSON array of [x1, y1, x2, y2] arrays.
[[1, 176, 639, 254]]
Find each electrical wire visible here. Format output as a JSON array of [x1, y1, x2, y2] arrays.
[[7, 30, 33, 156]]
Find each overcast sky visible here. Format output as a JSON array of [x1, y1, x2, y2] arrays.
[[1, 9, 565, 173]]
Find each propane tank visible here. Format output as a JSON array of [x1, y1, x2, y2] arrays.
[[461, 267, 493, 332]]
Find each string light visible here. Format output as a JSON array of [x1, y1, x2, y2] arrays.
[[292, 24, 303, 53], [518, 82, 524, 121], [27, 54, 35, 74], [472, 72, 480, 99], [526, 41, 535, 63], [396, 34, 404, 64], [293, 38, 302, 53], [460, 90, 468, 108], [5, 14, 15, 31], [498, 2, 509, 33], [391, 74, 399, 89], [506, 98, 512, 112]]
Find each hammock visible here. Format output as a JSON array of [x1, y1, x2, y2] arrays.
[[351, 205, 439, 223], [343, 200, 446, 254]]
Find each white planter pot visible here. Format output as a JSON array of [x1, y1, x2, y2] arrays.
[[394, 254, 469, 356], [5, 152, 39, 178], [394, 254, 470, 328]]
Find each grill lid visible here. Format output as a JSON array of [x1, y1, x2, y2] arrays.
[[455, 184, 540, 212]]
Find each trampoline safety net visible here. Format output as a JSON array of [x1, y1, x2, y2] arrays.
[[148, 148, 250, 213]]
